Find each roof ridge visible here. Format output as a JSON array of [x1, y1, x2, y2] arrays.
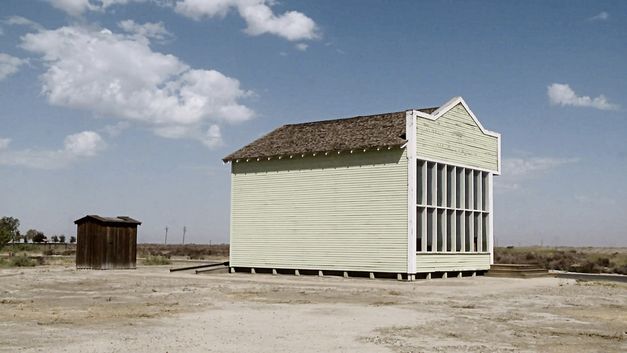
[[283, 110, 407, 127]]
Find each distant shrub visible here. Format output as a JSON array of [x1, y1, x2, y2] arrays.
[[614, 265, 627, 275], [143, 255, 172, 265], [43, 248, 54, 256], [596, 257, 610, 267], [9, 254, 37, 267]]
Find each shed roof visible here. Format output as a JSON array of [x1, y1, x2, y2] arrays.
[[74, 215, 142, 226], [223, 107, 438, 162]]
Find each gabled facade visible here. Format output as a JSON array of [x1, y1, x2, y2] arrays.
[[223, 97, 500, 280]]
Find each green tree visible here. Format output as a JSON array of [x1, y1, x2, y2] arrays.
[[25, 229, 38, 243], [0, 216, 20, 250], [59, 235, 66, 243], [32, 232, 46, 243], [50, 235, 59, 243], [13, 230, 22, 243], [70, 236, 76, 244]]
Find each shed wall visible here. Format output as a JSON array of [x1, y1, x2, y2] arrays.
[[416, 103, 499, 172], [230, 148, 408, 273], [416, 253, 491, 273], [76, 223, 137, 270]]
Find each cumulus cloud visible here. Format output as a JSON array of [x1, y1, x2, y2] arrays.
[[496, 156, 579, 191], [20, 25, 253, 147], [0, 131, 106, 169], [547, 83, 619, 111], [48, 0, 145, 16], [588, 11, 609, 21], [174, 0, 319, 41], [0, 53, 26, 81], [118, 20, 173, 42], [295, 43, 308, 51]]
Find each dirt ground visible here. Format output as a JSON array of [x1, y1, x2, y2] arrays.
[[1, 264, 625, 353]]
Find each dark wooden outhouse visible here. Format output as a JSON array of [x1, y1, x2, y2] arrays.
[[75, 215, 141, 270]]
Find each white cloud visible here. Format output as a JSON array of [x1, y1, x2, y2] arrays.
[[0, 53, 26, 81], [174, 0, 319, 41], [202, 124, 222, 148], [503, 157, 579, 177], [0, 131, 106, 169], [48, 0, 145, 16], [496, 156, 578, 192], [295, 43, 308, 51], [589, 11, 609, 21], [118, 20, 173, 42], [101, 121, 131, 137], [547, 83, 619, 111], [0, 138, 10, 150], [20, 25, 253, 147], [49, 0, 97, 16], [3, 16, 45, 31], [63, 131, 106, 156]]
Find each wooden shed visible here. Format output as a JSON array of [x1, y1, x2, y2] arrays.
[[223, 97, 501, 280], [75, 215, 141, 270]]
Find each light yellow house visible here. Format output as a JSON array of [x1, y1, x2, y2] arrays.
[[223, 97, 500, 280]]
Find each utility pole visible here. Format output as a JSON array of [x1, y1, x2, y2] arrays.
[[182, 226, 187, 245], [164, 226, 168, 245]]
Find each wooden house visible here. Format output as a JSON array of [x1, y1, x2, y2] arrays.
[[75, 215, 141, 270], [223, 97, 500, 280]]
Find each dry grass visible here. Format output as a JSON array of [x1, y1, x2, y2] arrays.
[[137, 243, 229, 259], [142, 255, 172, 266], [0, 254, 41, 267], [2, 243, 229, 260], [495, 246, 627, 274]]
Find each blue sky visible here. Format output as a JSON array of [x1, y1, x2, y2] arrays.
[[0, 0, 625, 246]]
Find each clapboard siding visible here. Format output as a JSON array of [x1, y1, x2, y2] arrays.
[[416, 104, 499, 172], [416, 253, 491, 273], [230, 148, 408, 273]]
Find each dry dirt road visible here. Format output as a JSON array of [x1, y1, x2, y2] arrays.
[[1, 265, 625, 353]]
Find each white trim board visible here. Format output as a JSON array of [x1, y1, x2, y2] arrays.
[[406, 111, 417, 275], [416, 155, 497, 175]]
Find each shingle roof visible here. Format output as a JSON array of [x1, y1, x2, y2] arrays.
[[223, 107, 438, 162], [74, 215, 142, 225]]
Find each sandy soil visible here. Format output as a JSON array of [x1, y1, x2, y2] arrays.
[[1, 265, 625, 353]]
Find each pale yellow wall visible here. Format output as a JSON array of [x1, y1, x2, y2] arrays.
[[416, 253, 491, 273], [416, 104, 499, 172], [230, 149, 408, 273]]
